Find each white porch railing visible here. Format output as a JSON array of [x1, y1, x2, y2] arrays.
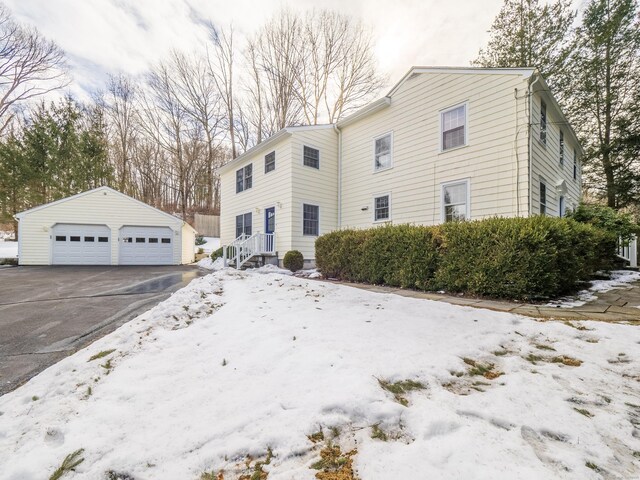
[[618, 235, 638, 268], [222, 233, 276, 269]]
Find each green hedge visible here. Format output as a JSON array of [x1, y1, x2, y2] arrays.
[[315, 217, 616, 300]]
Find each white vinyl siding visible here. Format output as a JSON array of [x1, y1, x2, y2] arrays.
[[340, 71, 531, 228], [374, 132, 393, 171]]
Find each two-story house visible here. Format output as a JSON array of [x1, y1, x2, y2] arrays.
[[218, 66, 582, 268]]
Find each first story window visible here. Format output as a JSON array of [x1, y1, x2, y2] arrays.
[[441, 104, 466, 151], [374, 133, 392, 171], [540, 100, 547, 145], [442, 180, 469, 222], [559, 195, 565, 218], [540, 181, 547, 215], [236, 164, 253, 193], [235, 212, 252, 238], [374, 194, 390, 221], [303, 204, 319, 236], [265, 151, 275, 173], [303, 146, 320, 169]]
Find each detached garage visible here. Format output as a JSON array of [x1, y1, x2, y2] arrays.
[[16, 186, 196, 266]]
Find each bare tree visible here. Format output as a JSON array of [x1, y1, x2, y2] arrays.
[[0, 4, 68, 134], [208, 25, 237, 159]]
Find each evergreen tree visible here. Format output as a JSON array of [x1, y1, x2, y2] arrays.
[[473, 0, 576, 90], [566, 0, 640, 208]]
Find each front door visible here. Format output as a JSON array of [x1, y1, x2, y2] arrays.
[[265, 207, 275, 252]]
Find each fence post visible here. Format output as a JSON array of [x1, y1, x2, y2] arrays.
[[223, 246, 227, 267], [631, 235, 638, 268]]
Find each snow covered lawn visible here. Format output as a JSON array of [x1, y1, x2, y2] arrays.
[[1, 270, 639, 479], [0, 240, 17, 259]]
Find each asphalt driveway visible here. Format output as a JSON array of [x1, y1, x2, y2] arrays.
[[0, 265, 205, 395]]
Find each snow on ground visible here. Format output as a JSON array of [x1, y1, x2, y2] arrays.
[[1, 270, 639, 480], [0, 240, 17, 259], [200, 237, 220, 254], [548, 270, 640, 308]]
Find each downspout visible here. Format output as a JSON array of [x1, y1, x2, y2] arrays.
[[527, 72, 541, 217], [333, 124, 342, 228]]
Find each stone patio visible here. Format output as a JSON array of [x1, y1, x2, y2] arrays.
[[329, 279, 640, 323]]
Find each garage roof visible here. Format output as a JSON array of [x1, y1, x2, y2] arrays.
[[15, 186, 196, 232]]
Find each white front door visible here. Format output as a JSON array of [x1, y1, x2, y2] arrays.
[[52, 224, 111, 265], [119, 226, 175, 265]]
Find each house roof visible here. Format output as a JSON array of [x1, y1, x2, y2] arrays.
[[218, 124, 335, 174], [15, 186, 197, 232]]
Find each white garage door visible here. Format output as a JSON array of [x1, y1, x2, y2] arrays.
[[52, 224, 111, 265], [119, 226, 175, 265]]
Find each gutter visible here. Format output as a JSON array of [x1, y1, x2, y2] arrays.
[[333, 124, 343, 228], [528, 72, 541, 217]]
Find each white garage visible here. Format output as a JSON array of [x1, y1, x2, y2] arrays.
[[16, 186, 197, 266]]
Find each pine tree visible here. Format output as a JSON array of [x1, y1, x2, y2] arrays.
[[565, 0, 640, 208], [473, 0, 576, 90]]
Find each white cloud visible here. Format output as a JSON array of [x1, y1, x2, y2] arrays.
[[6, 0, 505, 99]]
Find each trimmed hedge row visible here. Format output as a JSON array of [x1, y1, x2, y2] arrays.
[[315, 217, 616, 300]]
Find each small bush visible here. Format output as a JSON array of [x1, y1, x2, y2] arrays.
[[195, 235, 206, 246], [315, 217, 616, 300], [210, 247, 223, 260], [283, 250, 304, 272], [567, 203, 640, 240]]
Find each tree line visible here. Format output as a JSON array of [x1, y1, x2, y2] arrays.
[[474, 0, 640, 211], [0, 5, 383, 234]]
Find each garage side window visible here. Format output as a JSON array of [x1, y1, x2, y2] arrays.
[[98, 237, 108, 242], [161, 238, 171, 244], [84, 236, 95, 242], [136, 237, 145, 243], [149, 238, 158, 243], [55, 235, 66, 241], [123, 237, 133, 243], [70, 236, 80, 242]]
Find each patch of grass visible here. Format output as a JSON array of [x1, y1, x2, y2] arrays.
[[585, 461, 601, 472], [585, 338, 599, 343], [525, 354, 543, 364], [574, 408, 594, 418], [551, 356, 582, 367], [200, 471, 223, 480], [377, 378, 426, 406], [370, 424, 388, 441], [100, 359, 113, 374], [563, 321, 590, 331], [32, 395, 39, 401], [463, 358, 503, 380], [105, 471, 136, 480], [633, 451, 640, 459], [493, 349, 509, 356], [311, 445, 357, 480], [329, 426, 340, 439], [308, 429, 325, 443], [88, 349, 116, 362], [49, 449, 84, 480], [534, 344, 556, 351]]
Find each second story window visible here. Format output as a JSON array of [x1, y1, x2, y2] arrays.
[[559, 130, 564, 166], [441, 104, 466, 151], [540, 181, 547, 215], [303, 146, 320, 169], [374, 133, 392, 171], [236, 164, 253, 193], [540, 101, 547, 145], [573, 150, 578, 180], [265, 151, 275, 173]]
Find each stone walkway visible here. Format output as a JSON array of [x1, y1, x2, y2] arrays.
[[330, 280, 640, 323]]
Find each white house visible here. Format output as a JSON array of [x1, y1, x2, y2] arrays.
[[16, 186, 196, 265], [219, 67, 582, 268]]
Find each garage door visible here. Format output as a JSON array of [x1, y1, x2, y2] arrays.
[[52, 224, 111, 265], [119, 226, 174, 265]]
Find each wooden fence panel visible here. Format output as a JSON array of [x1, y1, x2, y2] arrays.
[[194, 213, 220, 237]]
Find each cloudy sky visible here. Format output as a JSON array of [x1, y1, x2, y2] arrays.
[[7, 0, 515, 99]]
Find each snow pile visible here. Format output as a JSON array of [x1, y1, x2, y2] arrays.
[[548, 269, 640, 308], [197, 256, 224, 270], [1, 271, 639, 479], [0, 230, 14, 241]]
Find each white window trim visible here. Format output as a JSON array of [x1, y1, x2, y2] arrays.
[[440, 178, 471, 222], [373, 192, 392, 223], [301, 202, 321, 237], [439, 101, 469, 153], [302, 144, 321, 169], [372, 131, 393, 173]]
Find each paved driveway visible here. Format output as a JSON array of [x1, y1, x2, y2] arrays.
[[0, 265, 205, 395]]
